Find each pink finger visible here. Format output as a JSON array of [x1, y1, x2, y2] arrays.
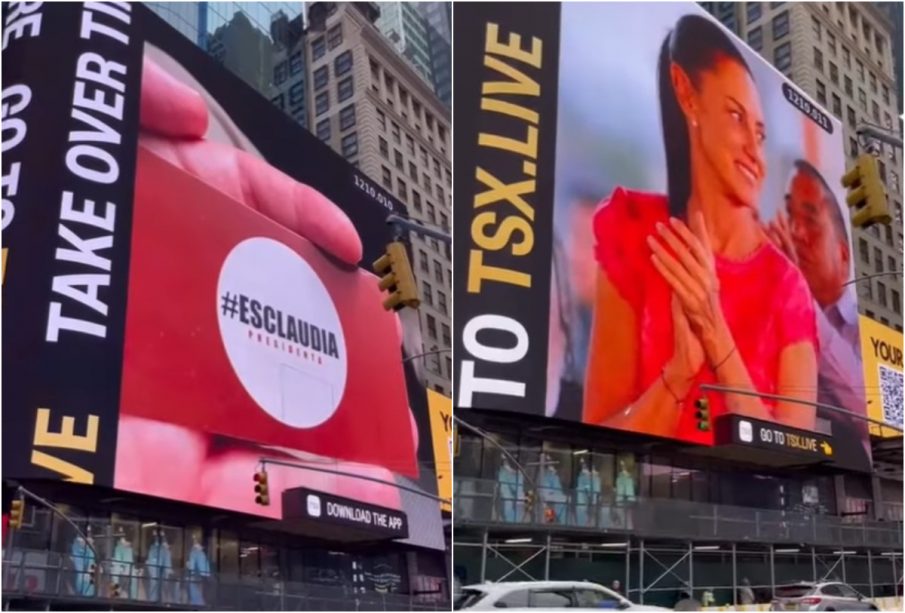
[[140, 56, 209, 139], [237, 150, 363, 265]]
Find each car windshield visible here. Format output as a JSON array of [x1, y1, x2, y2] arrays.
[[454, 589, 487, 610], [775, 585, 814, 598]]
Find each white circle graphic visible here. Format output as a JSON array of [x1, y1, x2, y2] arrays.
[[217, 237, 347, 428]]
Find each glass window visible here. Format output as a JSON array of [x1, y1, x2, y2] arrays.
[[829, 61, 838, 83], [334, 50, 353, 77], [576, 589, 622, 608], [747, 2, 761, 23], [394, 149, 403, 170], [337, 76, 353, 103], [442, 323, 451, 348], [893, 290, 901, 314], [382, 166, 392, 188], [271, 93, 284, 110], [859, 238, 869, 263], [775, 41, 792, 72], [289, 81, 304, 107], [376, 108, 386, 131], [858, 88, 867, 110], [274, 61, 287, 85], [828, 32, 836, 55], [312, 37, 325, 61], [816, 80, 826, 104], [856, 59, 864, 80], [315, 91, 328, 116], [869, 71, 877, 93], [844, 74, 853, 96], [412, 190, 422, 212], [438, 291, 447, 314], [875, 247, 884, 273], [821, 584, 844, 597], [316, 118, 330, 141], [426, 313, 437, 339], [832, 94, 841, 117], [409, 161, 417, 180], [314, 65, 328, 90], [336, 104, 354, 131], [327, 24, 343, 49], [883, 84, 890, 104], [843, 45, 851, 68], [422, 281, 432, 305], [530, 589, 573, 608], [814, 47, 823, 71], [847, 105, 856, 128], [392, 122, 401, 144], [434, 260, 443, 283], [878, 282, 888, 307], [379, 137, 388, 158], [812, 16, 821, 41], [397, 177, 406, 200], [772, 11, 789, 40], [748, 26, 763, 51], [427, 203, 436, 223], [419, 250, 429, 273], [872, 100, 880, 122], [849, 137, 858, 157], [289, 52, 303, 75], [498, 589, 530, 608]]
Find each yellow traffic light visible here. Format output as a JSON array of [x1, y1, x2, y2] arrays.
[[373, 241, 420, 311], [9, 498, 24, 530], [254, 470, 270, 506], [841, 154, 891, 228], [694, 397, 711, 432]]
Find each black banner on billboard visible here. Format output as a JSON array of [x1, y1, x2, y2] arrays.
[[2, 2, 142, 486], [453, 2, 560, 415], [283, 487, 409, 541], [715, 415, 836, 462]]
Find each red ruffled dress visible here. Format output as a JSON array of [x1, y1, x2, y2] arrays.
[[591, 187, 819, 444]]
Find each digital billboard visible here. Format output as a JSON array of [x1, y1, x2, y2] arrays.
[[859, 316, 903, 438], [3, 2, 443, 549], [454, 2, 871, 471]]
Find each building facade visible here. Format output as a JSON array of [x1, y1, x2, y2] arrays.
[[417, 2, 452, 109], [701, 1, 904, 331], [305, 2, 452, 396]]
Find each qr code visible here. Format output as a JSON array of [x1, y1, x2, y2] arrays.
[[878, 364, 904, 428]]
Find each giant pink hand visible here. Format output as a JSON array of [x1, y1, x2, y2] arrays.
[[139, 56, 362, 266]]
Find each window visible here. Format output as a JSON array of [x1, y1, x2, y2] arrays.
[[396, 177, 406, 200], [423, 173, 430, 189], [289, 52, 303, 75], [775, 42, 792, 72], [271, 94, 284, 110], [409, 161, 417, 180], [381, 166, 392, 188], [875, 247, 884, 273], [849, 137, 858, 158], [821, 585, 844, 598], [878, 282, 888, 308], [816, 80, 826, 105], [440, 211, 449, 229], [885, 112, 893, 129], [412, 190, 422, 212], [426, 314, 437, 339], [339, 104, 355, 130], [844, 75, 853, 96], [530, 590, 573, 608], [312, 37, 325, 61], [341, 132, 357, 158], [418, 250, 429, 273], [419, 146, 428, 164], [394, 149, 403, 170], [376, 109, 386, 131], [313, 66, 328, 90], [441, 323, 450, 347], [496, 590, 529, 608], [426, 203, 436, 224], [433, 158, 441, 179], [883, 84, 890, 105], [828, 32, 836, 56], [334, 50, 353, 77], [747, 2, 761, 23], [772, 12, 789, 40], [886, 224, 894, 247], [391, 122, 401, 144], [576, 590, 622, 609], [842, 46, 851, 69], [866, 310, 875, 319], [315, 91, 328, 116], [888, 256, 896, 274], [893, 290, 901, 314], [433, 260, 443, 283], [846, 106, 856, 129], [422, 282, 432, 306], [379, 137, 388, 158], [316, 118, 331, 141], [327, 25, 342, 50], [337, 76, 353, 103], [274, 61, 287, 85], [858, 88, 866, 111], [829, 62, 838, 84], [813, 47, 823, 71], [405, 135, 415, 156], [859, 238, 869, 263], [856, 59, 864, 80], [748, 26, 763, 51], [872, 100, 880, 122], [437, 291, 447, 314], [436, 184, 444, 201], [832, 93, 841, 117], [812, 16, 822, 41], [869, 71, 877, 94]]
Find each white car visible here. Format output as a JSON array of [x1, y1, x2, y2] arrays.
[[454, 580, 670, 611]]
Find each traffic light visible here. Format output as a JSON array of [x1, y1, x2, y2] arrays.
[[89, 563, 97, 586], [9, 498, 24, 530], [841, 154, 891, 228], [373, 241, 420, 311], [253, 469, 270, 506], [111, 582, 121, 598], [524, 489, 535, 518], [694, 397, 711, 432]]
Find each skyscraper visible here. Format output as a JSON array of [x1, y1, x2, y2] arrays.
[[375, 2, 434, 86], [417, 2, 452, 108], [701, 1, 904, 332]]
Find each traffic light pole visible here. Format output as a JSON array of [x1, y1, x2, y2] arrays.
[[698, 384, 903, 434], [402, 347, 450, 364], [12, 485, 101, 587], [386, 214, 451, 245], [857, 123, 904, 150], [842, 270, 903, 287]]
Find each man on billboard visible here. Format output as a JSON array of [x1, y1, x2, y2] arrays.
[[582, 14, 819, 442], [764, 160, 869, 463]]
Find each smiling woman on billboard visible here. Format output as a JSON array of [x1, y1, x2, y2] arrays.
[[582, 15, 819, 441]]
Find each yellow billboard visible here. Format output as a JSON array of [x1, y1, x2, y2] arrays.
[[859, 316, 903, 437], [427, 389, 452, 512]]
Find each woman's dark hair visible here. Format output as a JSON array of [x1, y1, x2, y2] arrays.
[[659, 14, 752, 216]]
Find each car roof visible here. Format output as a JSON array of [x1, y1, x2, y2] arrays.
[[462, 581, 611, 593]]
